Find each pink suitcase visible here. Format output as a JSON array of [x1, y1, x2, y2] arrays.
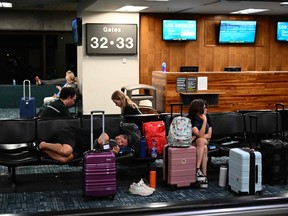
[[82, 110, 116, 199], [163, 145, 197, 188]]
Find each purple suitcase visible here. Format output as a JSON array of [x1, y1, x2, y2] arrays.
[[83, 110, 116, 199], [163, 144, 197, 188]]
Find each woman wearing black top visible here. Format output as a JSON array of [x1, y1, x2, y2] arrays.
[[111, 90, 141, 115], [188, 99, 212, 189]]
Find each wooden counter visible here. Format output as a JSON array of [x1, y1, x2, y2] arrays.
[[152, 71, 288, 113]]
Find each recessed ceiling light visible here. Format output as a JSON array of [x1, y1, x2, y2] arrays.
[[116, 6, 148, 12], [231, 8, 269, 14], [146, 0, 170, 2], [280, 2, 288, 5], [0, 2, 12, 8]]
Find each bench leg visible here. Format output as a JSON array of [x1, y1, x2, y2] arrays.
[[8, 166, 16, 191]]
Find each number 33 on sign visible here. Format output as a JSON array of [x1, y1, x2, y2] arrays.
[[86, 24, 138, 55]]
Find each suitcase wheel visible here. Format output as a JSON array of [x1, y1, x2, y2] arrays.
[[166, 184, 177, 191], [256, 191, 262, 195], [109, 194, 115, 200]]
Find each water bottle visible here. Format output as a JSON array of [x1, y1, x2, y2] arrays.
[[151, 138, 157, 158], [161, 61, 166, 72], [13, 79, 16, 85], [149, 170, 156, 188], [139, 136, 147, 158]]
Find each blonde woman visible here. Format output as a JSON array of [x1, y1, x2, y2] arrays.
[[43, 70, 77, 104], [111, 90, 141, 115]]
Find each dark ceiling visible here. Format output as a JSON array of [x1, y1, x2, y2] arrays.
[[4, 0, 288, 16]]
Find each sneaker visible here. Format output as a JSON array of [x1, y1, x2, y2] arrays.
[[199, 178, 208, 189], [138, 179, 155, 192], [196, 169, 206, 181], [129, 182, 154, 196]]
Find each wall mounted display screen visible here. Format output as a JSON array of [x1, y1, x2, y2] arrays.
[[86, 24, 137, 55], [276, 22, 288, 42], [71, 17, 82, 46], [219, 20, 257, 44], [162, 20, 197, 41]]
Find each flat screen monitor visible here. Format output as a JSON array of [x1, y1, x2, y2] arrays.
[[276, 21, 288, 42], [218, 20, 257, 44], [71, 17, 82, 46], [162, 20, 197, 41], [224, 66, 241, 72], [180, 66, 199, 72]]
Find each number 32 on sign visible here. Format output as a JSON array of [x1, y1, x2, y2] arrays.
[[86, 24, 138, 55]]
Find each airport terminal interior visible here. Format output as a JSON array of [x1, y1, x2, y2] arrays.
[[1, 0, 288, 215]]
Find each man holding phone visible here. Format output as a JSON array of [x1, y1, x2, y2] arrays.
[[38, 126, 133, 164]]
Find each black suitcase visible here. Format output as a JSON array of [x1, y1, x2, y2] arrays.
[[260, 103, 288, 185], [20, 79, 36, 118]]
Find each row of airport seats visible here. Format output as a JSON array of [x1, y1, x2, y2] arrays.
[[0, 109, 287, 190], [208, 107, 288, 166], [0, 113, 168, 191]]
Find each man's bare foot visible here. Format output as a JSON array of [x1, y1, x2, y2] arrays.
[[39, 141, 46, 149], [35, 76, 41, 85]]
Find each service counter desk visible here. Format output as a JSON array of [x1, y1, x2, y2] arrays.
[[152, 71, 288, 113], [0, 85, 56, 108]]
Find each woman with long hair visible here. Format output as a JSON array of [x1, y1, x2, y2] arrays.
[[111, 90, 141, 115], [188, 99, 212, 189]]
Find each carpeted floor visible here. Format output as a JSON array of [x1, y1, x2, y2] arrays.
[[0, 108, 21, 119]]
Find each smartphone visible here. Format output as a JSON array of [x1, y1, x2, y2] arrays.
[[109, 139, 118, 149]]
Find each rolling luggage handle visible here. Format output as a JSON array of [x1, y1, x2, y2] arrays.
[[276, 103, 285, 140], [170, 103, 183, 124], [249, 115, 258, 149], [90, 110, 105, 150], [23, 79, 32, 99]]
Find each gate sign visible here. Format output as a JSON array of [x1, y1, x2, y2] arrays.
[[86, 23, 137, 55]]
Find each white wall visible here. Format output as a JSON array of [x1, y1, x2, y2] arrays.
[[78, 12, 140, 114]]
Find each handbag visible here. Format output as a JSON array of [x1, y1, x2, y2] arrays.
[[142, 120, 166, 155]]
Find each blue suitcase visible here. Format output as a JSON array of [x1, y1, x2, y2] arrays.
[[20, 80, 36, 118], [228, 147, 262, 195]]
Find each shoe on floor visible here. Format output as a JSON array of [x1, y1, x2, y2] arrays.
[[199, 178, 208, 189], [196, 168, 206, 182], [129, 182, 154, 196], [138, 178, 155, 192]]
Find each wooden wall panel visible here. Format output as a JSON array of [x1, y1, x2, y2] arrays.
[[204, 19, 218, 46], [140, 14, 288, 86], [152, 71, 288, 113]]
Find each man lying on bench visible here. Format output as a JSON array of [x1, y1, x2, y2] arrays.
[[38, 126, 138, 164]]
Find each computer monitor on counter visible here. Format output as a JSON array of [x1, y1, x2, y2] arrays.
[[224, 66, 241, 72], [180, 66, 199, 72]]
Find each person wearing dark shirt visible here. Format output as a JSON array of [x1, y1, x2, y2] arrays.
[[188, 99, 212, 189], [38, 126, 135, 164], [111, 90, 141, 115], [39, 87, 77, 118]]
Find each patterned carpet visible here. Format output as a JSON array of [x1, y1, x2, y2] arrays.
[[1, 163, 288, 214], [0, 108, 21, 119]]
